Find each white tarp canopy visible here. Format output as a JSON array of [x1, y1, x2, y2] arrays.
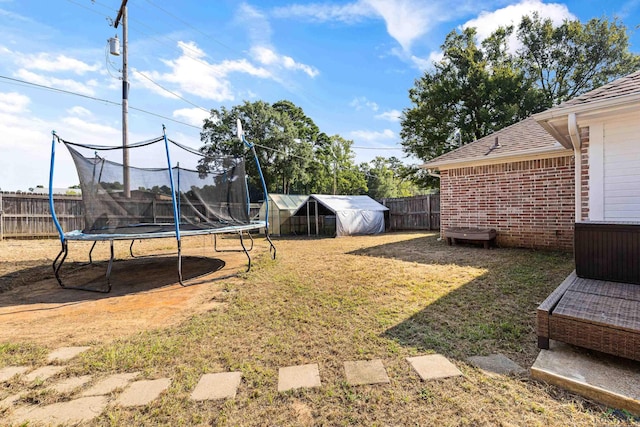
[[295, 194, 389, 236]]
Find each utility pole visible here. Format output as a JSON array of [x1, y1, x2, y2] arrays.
[[114, 0, 130, 198]]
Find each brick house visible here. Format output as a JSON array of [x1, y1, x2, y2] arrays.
[[422, 70, 640, 251]]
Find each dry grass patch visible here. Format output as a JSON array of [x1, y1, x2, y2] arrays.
[[1, 232, 637, 425]]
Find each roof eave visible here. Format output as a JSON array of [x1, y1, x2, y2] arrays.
[[421, 146, 571, 170]]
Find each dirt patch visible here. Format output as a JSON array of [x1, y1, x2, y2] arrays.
[[0, 236, 259, 347]]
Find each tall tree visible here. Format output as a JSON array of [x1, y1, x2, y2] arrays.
[[401, 27, 543, 162], [362, 157, 424, 199], [517, 13, 640, 106], [199, 100, 313, 195], [402, 15, 640, 164], [309, 135, 367, 195]]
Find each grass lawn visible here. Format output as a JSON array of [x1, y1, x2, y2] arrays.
[[0, 231, 636, 426]]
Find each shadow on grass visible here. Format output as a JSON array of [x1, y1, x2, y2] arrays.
[[349, 234, 573, 366], [0, 255, 225, 309]]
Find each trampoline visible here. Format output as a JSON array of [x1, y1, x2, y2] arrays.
[[49, 122, 276, 292]]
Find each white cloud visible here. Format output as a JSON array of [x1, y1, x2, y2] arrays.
[[462, 0, 575, 51], [349, 128, 396, 142], [139, 41, 272, 102], [173, 108, 210, 127], [365, 0, 437, 51], [272, 2, 373, 23], [15, 52, 100, 75], [238, 3, 273, 45], [409, 50, 445, 71], [0, 92, 30, 114], [66, 106, 92, 117], [272, 0, 454, 51], [14, 69, 96, 96], [375, 109, 401, 122], [350, 96, 378, 112], [251, 46, 319, 78]]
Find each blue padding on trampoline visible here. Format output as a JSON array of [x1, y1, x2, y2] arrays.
[[63, 221, 266, 241]]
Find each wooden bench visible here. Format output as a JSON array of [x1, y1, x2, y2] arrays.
[[445, 227, 497, 249]]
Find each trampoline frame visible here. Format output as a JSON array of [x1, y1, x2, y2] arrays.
[[49, 125, 276, 293]]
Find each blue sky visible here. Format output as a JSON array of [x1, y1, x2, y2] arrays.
[[0, 0, 638, 191]]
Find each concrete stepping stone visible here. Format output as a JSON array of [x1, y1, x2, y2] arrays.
[[0, 366, 29, 382], [47, 346, 91, 363], [51, 374, 93, 394], [80, 372, 140, 397], [0, 392, 23, 409], [114, 378, 171, 407], [278, 364, 321, 392], [190, 372, 242, 401], [467, 354, 526, 376], [344, 360, 390, 386], [23, 365, 65, 383], [11, 395, 108, 425], [406, 354, 463, 381]]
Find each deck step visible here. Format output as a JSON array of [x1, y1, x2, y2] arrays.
[[531, 340, 640, 416]]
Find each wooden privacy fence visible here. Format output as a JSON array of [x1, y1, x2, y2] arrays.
[[380, 194, 440, 231], [0, 192, 263, 240], [0, 193, 84, 239]]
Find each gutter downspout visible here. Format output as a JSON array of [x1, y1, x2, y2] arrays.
[[568, 113, 582, 222]]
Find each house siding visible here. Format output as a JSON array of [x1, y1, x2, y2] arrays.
[[441, 156, 576, 250]]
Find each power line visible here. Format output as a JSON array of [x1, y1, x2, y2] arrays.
[[135, 70, 210, 114], [0, 75, 201, 129], [141, 0, 235, 52]]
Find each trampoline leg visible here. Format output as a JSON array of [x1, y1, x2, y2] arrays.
[[52, 240, 68, 288], [54, 240, 111, 293], [213, 232, 254, 252], [177, 240, 185, 286], [246, 232, 254, 251], [266, 232, 277, 260], [87, 241, 97, 265], [104, 240, 114, 292], [239, 231, 251, 272]]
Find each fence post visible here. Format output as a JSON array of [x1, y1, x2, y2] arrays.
[[426, 195, 432, 230], [0, 192, 3, 240]]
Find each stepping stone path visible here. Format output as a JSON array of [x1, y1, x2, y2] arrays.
[[278, 364, 321, 392], [80, 372, 140, 397], [114, 378, 172, 407], [344, 359, 390, 386], [0, 366, 29, 382], [407, 354, 463, 381], [3, 345, 503, 424], [467, 354, 526, 376], [23, 365, 65, 382], [191, 372, 242, 400], [51, 374, 93, 394]]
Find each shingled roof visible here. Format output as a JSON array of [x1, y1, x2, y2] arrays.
[[535, 69, 640, 147], [551, 69, 640, 109], [423, 70, 640, 169], [422, 117, 566, 169]]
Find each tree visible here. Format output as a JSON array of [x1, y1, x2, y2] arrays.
[[308, 135, 367, 195], [401, 15, 640, 164], [362, 157, 425, 199], [517, 13, 640, 106], [199, 100, 314, 195], [400, 27, 544, 162]]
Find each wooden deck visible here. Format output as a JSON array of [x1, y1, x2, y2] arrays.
[[537, 271, 640, 362]]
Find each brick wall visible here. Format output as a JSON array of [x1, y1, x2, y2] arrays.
[[579, 127, 590, 221], [440, 155, 575, 250]]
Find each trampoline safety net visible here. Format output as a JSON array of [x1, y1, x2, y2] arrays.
[[64, 137, 251, 235]]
